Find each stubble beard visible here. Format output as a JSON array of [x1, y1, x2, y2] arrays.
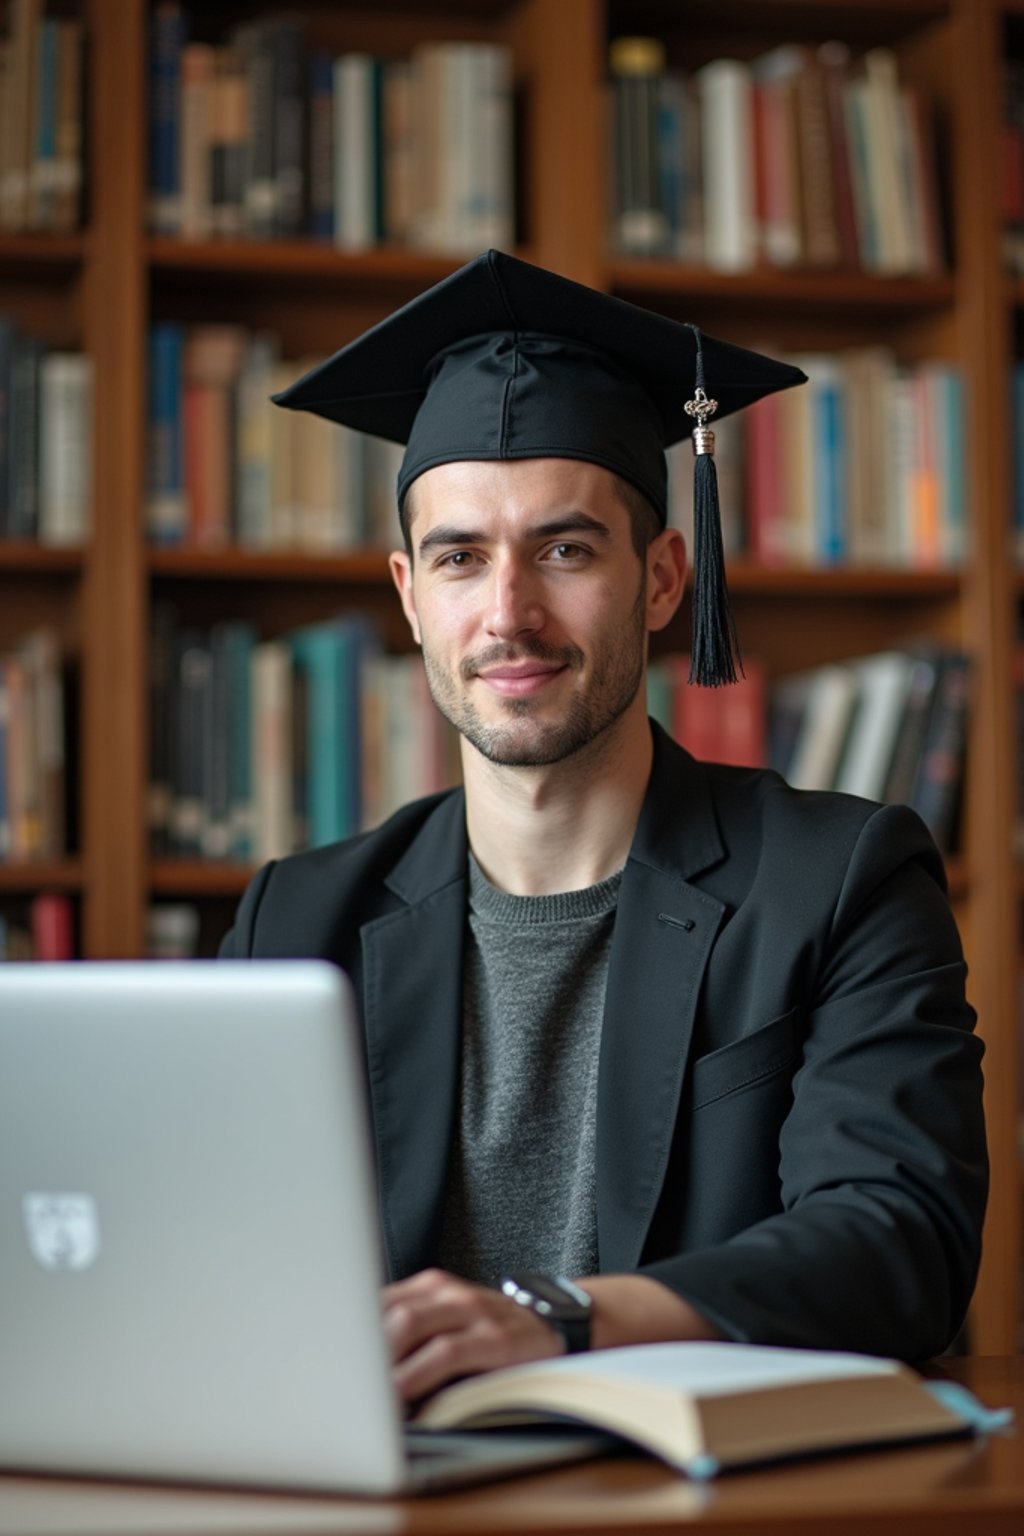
[[419, 579, 648, 768]]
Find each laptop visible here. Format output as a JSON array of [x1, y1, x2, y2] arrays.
[[0, 961, 611, 1493]]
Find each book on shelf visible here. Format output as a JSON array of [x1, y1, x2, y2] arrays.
[[608, 37, 943, 275], [145, 6, 514, 253], [150, 607, 460, 865], [0, 626, 65, 863], [0, 317, 92, 545], [647, 654, 766, 769], [0, 2, 83, 235], [412, 1341, 980, 1479]]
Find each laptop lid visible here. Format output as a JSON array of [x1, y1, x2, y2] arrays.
[[0, 961, 413, 1494]]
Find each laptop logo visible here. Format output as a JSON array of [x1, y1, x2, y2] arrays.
[[22, 1193, 101, 1271]]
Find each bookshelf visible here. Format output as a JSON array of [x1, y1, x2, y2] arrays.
[[0, 0, 1019, 1351]]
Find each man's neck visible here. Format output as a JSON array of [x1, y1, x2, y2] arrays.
[[462, 706, 653, 896]]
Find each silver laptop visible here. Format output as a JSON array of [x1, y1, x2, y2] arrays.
[[0, 961, 609, 1493]]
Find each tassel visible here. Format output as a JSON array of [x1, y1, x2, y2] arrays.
[[685, 328, 742, 687]]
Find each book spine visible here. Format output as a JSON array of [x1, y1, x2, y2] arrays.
[[7, 334, 44, 541], [51, 19, 83, 234], [179, 42, 215, 240], [38, 352, 93, 547], [149, 2, 185, 234], [147, 323, 187, 545], [909, 650, 971, 854], [28, 15, 57, 231], [251, 639, 294, 863], [148, 603, 177, 859], [273, 19, 305, 238], [882, 648, 941, 806], [699, 59, 756, 272], [31, 891, 74, 959], [308, 51, 335, 242], [172, 631, 212, 857]]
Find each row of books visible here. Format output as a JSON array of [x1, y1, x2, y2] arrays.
[[0, 892, 74, 960], [149, 5, 514, 251], [147, 323, 402, 550], [648, 644, 969, 855], [148, 324, 965, 570], [609, 38, 942, 275], [0, 625, 67, 862], [668, 351, 965, 570], [149, 608, 459, 865], [0, 319, 92, 544], [0, 2, 84, 234]]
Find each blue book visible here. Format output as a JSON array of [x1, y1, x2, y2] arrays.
[[812, 364, 846, 565], [148, 3, 186, 233], [291, 618, 379, 846], [147, 323, 185, 544], [657, 75, 686, 257]]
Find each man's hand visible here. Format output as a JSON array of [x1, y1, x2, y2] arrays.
[[383, 1268, 565, 1404], [383, 1268, 724, 1405]]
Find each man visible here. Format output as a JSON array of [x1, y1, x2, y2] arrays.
[[220, 251, 987, 1404]]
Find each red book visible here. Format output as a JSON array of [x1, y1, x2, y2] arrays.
[[746, 394, 785, 565], [30, 892, 74, 959]]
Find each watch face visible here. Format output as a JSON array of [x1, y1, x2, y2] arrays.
[[503, 1274, 591, 1319]]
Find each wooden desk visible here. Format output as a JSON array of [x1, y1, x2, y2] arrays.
[[0, 1357, 1021, 1536]]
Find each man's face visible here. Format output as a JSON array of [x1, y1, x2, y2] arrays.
[[389, 459, 676, 769]]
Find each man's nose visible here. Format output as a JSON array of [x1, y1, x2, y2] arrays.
[[483, 558, 544, 639]]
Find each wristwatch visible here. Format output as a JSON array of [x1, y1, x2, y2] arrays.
[[500, 1273, 593, 1353]]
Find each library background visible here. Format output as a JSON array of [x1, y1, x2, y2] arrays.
[[0, 0, 1021, 1350]]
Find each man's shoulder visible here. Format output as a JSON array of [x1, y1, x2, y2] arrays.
[[220, 786, 465, 959]]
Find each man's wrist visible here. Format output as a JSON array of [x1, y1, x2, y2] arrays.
[[500, 1273, 593, 1353]]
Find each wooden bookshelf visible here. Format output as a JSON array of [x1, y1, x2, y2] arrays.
[[2, 0, 1019, 1351]]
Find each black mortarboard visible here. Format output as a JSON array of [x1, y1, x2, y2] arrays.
[[273, 250, 806, 685]]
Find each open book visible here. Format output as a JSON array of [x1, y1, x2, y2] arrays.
[[413, 1342, 977, 1479]]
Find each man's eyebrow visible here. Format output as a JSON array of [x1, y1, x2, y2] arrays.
[[417, 512, 612, 557]]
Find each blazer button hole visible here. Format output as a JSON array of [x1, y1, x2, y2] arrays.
[[658, 913, 695, 932]]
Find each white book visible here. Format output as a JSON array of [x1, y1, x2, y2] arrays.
[[334, 424, 368, 548], [883, 371, 917, 567], [787, 664, 859, 791], [860, 49, 915, 275], [333, 54, 377, 251], [414, 1341, 972, 1480], [251, 640, 294, 865], [698, 59, 756, 272], [39, 351, 93, 546], [834, 652, 915, 800]]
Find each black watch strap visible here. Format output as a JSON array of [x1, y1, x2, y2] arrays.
[[500, 1273, 592, 1353]]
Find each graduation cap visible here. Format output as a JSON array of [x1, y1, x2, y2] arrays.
[[273, 250, 806, 686]]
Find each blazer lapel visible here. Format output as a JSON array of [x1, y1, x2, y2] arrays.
[[597, 731, 726, 1272], [360, 792, 468, 1280]]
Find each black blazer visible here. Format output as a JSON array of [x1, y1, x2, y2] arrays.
[[220, 725, 988, 1361]]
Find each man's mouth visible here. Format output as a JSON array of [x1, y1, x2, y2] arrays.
[[475, 663, 568, 697]]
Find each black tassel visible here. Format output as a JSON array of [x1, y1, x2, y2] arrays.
[[685, 323, 741, 688], [689, 448, 741, 686]]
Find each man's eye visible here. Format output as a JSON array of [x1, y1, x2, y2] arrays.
[[548, 542, 587, 561], [440, 550, 476, 568]]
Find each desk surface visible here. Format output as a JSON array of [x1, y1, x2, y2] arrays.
[[1, 1357, 1021, 1536]]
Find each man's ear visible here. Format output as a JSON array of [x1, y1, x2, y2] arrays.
[[645, 527, 687, 634], [388, 551, 422, 645]]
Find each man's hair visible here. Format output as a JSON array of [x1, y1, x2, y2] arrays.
[[397, 470, 661, 561]]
